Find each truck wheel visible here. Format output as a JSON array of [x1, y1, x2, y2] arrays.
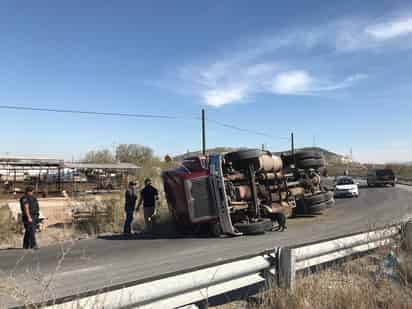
[[225, 149, 263, 162], [297, 158, 325, 169], [304, 191, 333, 205], [225, 149, 264, 170], [294, 151, 323, 160], [303, 192, 333, 214], [234, 219, 268, 235]]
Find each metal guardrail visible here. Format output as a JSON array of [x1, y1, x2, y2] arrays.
[[278, 225, 401, 289], [15, 222, 408, 309], [44, 253, 278, 309]]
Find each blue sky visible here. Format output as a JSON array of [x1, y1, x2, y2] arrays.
[[1, 1, 412, 163]]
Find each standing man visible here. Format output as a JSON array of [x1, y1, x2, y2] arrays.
[[137, 178, 159, 232], [124, 181, 137, 235], [20, 186, 40, 249]]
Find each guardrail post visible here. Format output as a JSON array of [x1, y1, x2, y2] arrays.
[[278, 247, 296, 290], [403, 221, 412, 251]]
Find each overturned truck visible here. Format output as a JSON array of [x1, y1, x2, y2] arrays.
[[162, 149, 316, 236]]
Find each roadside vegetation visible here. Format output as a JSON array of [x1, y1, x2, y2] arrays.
[[218, 244, 412, 309]]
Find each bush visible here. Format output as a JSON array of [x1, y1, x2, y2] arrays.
[[0, 204, 19, 245]]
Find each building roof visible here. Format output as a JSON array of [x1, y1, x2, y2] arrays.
[[0, 156, 63, 167], [64, 162, 139, 170], [0, 155, 139, 170]]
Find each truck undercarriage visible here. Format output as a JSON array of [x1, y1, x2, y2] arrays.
[[162, 149, 333, 236]]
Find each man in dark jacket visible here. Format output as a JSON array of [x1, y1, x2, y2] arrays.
[[123, 181, 138, 235], [20, 186, 40, 249], [137, 178, 159, 232]]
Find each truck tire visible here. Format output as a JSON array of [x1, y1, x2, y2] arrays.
[[225, 149, 263, 162], [234, 219, 268, 235], [304, 191, 333, 205], [294, 151, 323, 160], [308, 200, 329, 213], [297, 158, 325, 169], [226, 149, 264, 170], [282, 151, 324, 169]]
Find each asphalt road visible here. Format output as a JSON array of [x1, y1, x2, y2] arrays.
[[1, 185, 412, 307]]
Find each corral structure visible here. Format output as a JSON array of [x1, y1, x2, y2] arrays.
[[0, 156, 139, 198]]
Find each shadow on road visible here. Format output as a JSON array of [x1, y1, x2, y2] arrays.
[[291, 214, 318, 219], [98, 231, 185, 240]]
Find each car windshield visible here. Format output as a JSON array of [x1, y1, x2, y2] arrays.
[[337, 178, 354, 185]]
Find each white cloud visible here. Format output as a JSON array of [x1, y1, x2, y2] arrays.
[[271, 71, 313, 95], [366, 16, 412, 40], [314, 74, 368, 91], [204, 86, 248, 107], [160, 16, 388, 106], [269, 71, 367, 96]]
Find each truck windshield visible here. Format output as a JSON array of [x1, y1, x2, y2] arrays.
[[376, 169, 394, 177], [182, 157, 208, 172]]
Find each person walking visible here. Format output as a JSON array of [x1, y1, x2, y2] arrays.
[[123, 181, 138, 235], [137, 178, 159, 232], [20, 186, 40, 249]]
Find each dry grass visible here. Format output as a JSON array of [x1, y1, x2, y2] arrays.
[[217, 247, 412, 309], [0, 204, 19, 247], [0, 177, 173, 249]]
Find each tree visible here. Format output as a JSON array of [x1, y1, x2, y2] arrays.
[[83, 149, 115, 163], [115, 144, 154, 166]]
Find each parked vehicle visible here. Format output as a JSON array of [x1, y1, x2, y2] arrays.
[[334, 176, 359, 198], [280, 150, 334, 214], [367, 169, 396, 187], [162, 149, 300, 236]]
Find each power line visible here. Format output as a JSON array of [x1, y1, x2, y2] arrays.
[[207, 118, 290, 141], [0, 104, 290, 140], [0, 105, 187, 120]]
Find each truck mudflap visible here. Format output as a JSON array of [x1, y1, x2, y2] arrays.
[[209, 154, 242, 236]]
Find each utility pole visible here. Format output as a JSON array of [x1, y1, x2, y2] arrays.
[[202, 109, 206, 155], [291, 132, 295, 166]]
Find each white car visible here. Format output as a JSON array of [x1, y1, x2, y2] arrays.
[[334, 176, 359, 198]]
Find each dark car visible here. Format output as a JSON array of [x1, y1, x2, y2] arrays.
[[367, 169, 396, 187]]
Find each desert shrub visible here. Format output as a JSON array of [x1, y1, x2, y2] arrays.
[[0, 204, 19, 245], [73, 194, 123, 235]]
